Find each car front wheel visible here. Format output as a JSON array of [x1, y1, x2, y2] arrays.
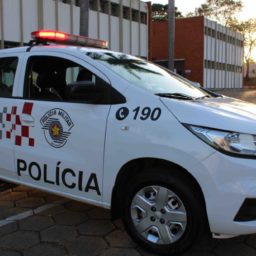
[[122, 168, 206, 255]]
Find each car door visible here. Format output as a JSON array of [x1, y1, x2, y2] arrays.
[[14, 52, 111, 204], [0, 54, 24, 181]]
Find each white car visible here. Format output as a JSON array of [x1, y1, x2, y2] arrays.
[[0, 30, 255, 255]]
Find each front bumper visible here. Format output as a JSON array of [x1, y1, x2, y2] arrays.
[[190, 152, 256, 236]]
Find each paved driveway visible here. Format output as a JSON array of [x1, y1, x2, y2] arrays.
[[0, 186, 255, 256], [215, 88, 256, 104], [1, 89, 256, 256]]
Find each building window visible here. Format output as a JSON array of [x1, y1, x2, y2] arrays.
[[207, 27, 211, 37], [111, 3, 119, 17], [205, 60, 214, 69], [227, 36, 236, 45], [237, 66, 242, 73], [217, 31, 220, 40], [211, 29, 216, 38], [205, 60, 242, 72], [206, 27, 209, 36], [204, 60, 208, 68], [204, 27, 207, 35], [205, 26, 222, 39], [205, 60, 221, 70], [123, 6, 130, 19], [132, 9, 139, 22], [89, 0, 97, 11], [220, 33, 223, 41], [141, 12, 147, 24], [100, 0, 109, 14], [3, 41, 20, 48], [217, 32, 226, 41]]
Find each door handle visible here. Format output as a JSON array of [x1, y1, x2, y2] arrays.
[[20, 114, 35, 126]]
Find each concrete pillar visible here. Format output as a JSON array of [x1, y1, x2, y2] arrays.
[[78, 0, 89, 36]]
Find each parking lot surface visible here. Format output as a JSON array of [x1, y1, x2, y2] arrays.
[[215, 88, 256, 104], [1, 88, 256, 256]]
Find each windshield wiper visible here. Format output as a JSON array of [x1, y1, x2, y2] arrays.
[[201, 88, 223, 98], [196, 95, 211, 100], [155, 93, 195, 100]]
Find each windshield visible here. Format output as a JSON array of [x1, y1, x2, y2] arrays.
[[85, 51, 209, 99]]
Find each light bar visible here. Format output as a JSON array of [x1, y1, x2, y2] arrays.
[[31, 30, 108, 49]]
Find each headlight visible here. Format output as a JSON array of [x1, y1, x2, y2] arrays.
[[186, 124, 256, 158]]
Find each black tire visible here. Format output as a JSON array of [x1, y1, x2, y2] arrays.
[[122, 167, 206, 255]]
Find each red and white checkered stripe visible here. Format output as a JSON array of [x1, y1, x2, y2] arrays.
[[2, 102, 35, 147]]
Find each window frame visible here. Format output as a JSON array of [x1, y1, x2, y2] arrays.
[[0, 55, 21, 99], [22, 52, 114, 104]]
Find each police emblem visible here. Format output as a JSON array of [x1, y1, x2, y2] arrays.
[[40, 109, 74, 148]]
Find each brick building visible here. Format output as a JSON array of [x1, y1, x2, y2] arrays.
[[149, 16, 244, 89]]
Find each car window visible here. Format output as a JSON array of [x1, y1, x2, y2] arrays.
[[24, 56, 106, 101], [0, 57, 18, 97], [66, 66, 96, 85]]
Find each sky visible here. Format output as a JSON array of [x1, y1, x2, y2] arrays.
[[142, 0, 256, 21]]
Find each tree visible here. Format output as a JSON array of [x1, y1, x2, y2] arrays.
[[175, 7, 183, 18], [151, 4, 182, 21], [229, 18, 256, 80], [193, 0, 242, 26]]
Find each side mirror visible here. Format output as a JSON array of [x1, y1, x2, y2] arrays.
[[191, 82, 201, 88], [66, 80, 126, 104]]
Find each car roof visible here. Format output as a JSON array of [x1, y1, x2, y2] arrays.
[[0, 44, 111, 54], [0, 44, 118, 55], [0, 46, 29, 54], [0, 44, 126, 62]]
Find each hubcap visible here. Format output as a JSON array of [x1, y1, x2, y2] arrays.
[[130, 185, 187, 245]]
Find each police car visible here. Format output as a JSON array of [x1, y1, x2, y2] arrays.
[[0, 30, 256, 255]]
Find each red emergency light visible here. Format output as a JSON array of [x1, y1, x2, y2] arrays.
[[31, 30, 108, 49]]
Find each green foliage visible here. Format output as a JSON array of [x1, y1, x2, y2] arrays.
[[229, 18, 256, 60], [193, 0, 243, 26], [151, 4, 183, 21], [229, 18, 256, 78]]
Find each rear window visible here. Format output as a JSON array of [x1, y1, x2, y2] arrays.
[[0, 57, 18, 97]]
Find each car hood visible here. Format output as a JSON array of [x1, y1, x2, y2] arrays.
[[161, 96, 256, 134]]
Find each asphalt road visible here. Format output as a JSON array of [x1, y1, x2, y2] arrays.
[[215, 88, 256, 104], [1, 89, 256, 256]]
